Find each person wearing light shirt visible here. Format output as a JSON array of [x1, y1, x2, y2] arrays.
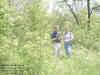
[[63, 27, 74, 57]]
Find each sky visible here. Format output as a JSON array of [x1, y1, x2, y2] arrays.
[[47, 0, 100, 13]]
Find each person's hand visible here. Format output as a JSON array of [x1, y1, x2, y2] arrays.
[[65, 40, 70, 42], [58, 35, 61, 39], [52, 38, 57, 41], [56, 35, 61, 39]]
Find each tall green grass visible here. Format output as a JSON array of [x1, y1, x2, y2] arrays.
[[40, 45, 100, 75]]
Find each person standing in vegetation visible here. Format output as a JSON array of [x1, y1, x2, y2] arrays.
[[63, 27, 74, 57], [51, 25, 62, 60]]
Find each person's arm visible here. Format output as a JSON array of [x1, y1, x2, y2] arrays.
[[63, 33, 74, 42], [68, 33, 74, 41], [51, 32, 58, 41], [63, 39, 70, 42], [58, 32, 62, 39], [52, 37, 57, 41], [63, 35, 67, 42], [52, 35, 61, 41], [68, 37, 74, 41], [52, 32, 62, 41]]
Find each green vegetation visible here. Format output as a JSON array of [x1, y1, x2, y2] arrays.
[[0, 0, 100, 75]]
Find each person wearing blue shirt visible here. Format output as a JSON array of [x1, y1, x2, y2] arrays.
[[51, 25, 61, 60]]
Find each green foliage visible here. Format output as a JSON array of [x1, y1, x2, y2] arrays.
[[0, 0, 100, 75], [0, 0, 10, 34]]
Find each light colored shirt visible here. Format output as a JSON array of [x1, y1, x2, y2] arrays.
[[63, 32, 74, 41]]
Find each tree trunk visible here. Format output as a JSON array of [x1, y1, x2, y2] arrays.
[[87, 0, 90, 30], [68, 4, 80, 26], [64, 0, 80, 25]]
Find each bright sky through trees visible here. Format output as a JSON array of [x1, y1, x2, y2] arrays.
[[47, 0, 100, 13]]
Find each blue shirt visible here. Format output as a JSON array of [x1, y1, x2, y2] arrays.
[[51, 32, 61, 43]]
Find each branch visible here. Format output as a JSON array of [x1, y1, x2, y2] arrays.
[[63, 0, 68, 3], [56, 0, 80, 25], [63, 0, 80, 25], [90, 5, 100, 15]]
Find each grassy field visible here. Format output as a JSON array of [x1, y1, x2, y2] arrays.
[[40, 44, 100, 75], [0, 42, 100, 75]]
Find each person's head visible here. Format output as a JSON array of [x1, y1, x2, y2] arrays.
[[55, 25, 59, 32], [65, 26, 69, 33]]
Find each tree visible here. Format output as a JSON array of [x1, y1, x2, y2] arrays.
[[57, 0, 80, 25], [57, 0, 100, 30], [87, 0, 90, 30], [87, 0, 100, 30], [0, 0, 10, 34]]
